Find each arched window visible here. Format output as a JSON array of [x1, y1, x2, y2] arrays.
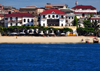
[[16, 17, 18, 20], [52, 15, 55, 18], [27, 19, 29, 22], [11, 23, 12, 26], [56, 15, 58, 18], [10, 17, 12, 20], [61, 15, 63, 18], [43, 15, 45, 18], [16, 23, 17, 26], [24, 19, 26, 22], [48, 15, 50, 18], [31, 19, 34, 22]]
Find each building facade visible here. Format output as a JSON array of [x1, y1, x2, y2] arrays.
[[40, 9, 67, 26], [4, 13, 34, 27], [90, 15, 100, 27], [44, 3, 67, 10], [72, 5, 97, 19]]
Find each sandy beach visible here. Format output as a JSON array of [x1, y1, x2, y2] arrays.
[[0, 36, 100, 43]]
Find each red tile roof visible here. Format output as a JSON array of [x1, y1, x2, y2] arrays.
[[0, 14, 4, 17], [72, 5, 96, 9], [5, 13, 34, 17], [40, 9, 66, 15]]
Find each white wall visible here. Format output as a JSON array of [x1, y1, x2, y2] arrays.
[[40, 14, 66, 26], [4, 17, 34, 27], [59, 19, 66, 26], [22, 17, 34, 26]]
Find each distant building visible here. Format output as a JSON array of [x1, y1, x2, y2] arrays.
[[72, 5, 97, 19], [4, 13, 34, 27], [90, 15, 100, 27], [44, 3, 67, 10], [19, 6, 44, 26], [3, 6, 16, 10], [60, 9, 75, 26], [19, 6, 44, 16], [40, 9, 67, 26]]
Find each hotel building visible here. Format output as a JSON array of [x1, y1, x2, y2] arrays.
[[4, 13, 34, 27]]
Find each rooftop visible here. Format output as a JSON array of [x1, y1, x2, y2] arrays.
[[5, 13, 34, 17], [40, 9, 66, 15], [0, 14, 4, 17], [72, 5, 96, 9]]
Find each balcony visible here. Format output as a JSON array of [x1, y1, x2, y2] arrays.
[[74, 10, 97, 13], [8, 20, 22, 23]]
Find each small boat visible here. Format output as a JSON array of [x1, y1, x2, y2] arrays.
[[85, 39, 89, 43], [93, 37, 99, 43]]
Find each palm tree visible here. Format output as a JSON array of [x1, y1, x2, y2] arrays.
[[92, 20, 99, 36]]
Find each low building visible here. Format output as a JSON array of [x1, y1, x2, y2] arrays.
[[44, 3, 67, 10], [19, 6, 44, 16], [40, 9, 67, 26], [72, 5, 97, 19], [19, 6, 44, 26], [90, 15, 100, 26], [66, 13, 75, 26], [4, 13, 34, 27], [60, 9, 75, 26]]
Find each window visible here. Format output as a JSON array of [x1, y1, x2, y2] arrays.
[[52, 15, 55, 18], [27, 19, 29, 22], [43, 15, 45, 18], [11, 23, 12, 26], [31, 24, 33, 26], [16, 17, 18, 20], [31, 19, 34, 22], [16, 23, 17, 26], [43, 23, 45, 26], [56, 15, 58, 18], [48, 15, 50, 18], [24, 19, 26, 22], [5, 18, 8, 20], [72, 17, 73, 19], [62, 24, 63, 26], [61, 15, 63, 18], [10, 17, 12, 20], [69, 17, 70, 19]]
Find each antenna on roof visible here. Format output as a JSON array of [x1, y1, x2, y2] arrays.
[[75, 0, 78, 6]]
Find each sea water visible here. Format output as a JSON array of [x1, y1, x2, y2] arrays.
[[0, 43, 100, 71]]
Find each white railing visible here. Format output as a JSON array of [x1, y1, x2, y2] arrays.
[[75, 10, 97, 13]]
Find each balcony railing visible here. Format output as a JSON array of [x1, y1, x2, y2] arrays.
[[8, 20, 22, 23], [74, 10, 97, 12]]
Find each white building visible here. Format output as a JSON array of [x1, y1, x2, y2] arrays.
[[4, 13, 34, 27], [90, 15, 100, 26], [72, 5, 97, 19], [40, 9, 67, 26]]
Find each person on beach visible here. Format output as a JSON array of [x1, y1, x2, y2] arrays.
[[16, 36, 17, 39], [81, 39, 83, 41]]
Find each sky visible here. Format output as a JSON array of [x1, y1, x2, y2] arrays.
[[0, 0, 100, 11]]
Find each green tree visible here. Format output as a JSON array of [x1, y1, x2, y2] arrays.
[[0, 26, 3, 32], [73, 15, 78, 26], [83, 20, 95, 35], [90, 14, 93, 17], [77, 27, 85, 35]]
